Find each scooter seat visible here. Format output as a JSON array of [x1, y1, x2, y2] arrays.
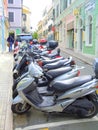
[[52, 75, 93, 92], [48, 52, 59, 58], [43, 59, 68, 70], [42, 57, 64, 65], [45, 66, 72, 80]]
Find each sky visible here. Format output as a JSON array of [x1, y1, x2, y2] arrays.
[[23, 0, 52, 31]]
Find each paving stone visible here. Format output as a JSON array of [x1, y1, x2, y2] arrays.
[[0, 53, 13, 130]]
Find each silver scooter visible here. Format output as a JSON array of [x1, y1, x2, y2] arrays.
[[11, 58, 98, 118], [12, 57, 82, 98]]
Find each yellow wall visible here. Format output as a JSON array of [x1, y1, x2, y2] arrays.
[[22, 6, 31, 32]]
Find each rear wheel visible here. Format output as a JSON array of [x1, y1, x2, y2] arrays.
[[63, 97, 98, 118], [11, 103, 31, 114], [77, 100, 98, 118]]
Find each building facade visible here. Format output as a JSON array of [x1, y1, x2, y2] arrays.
[[42, 8, 48, 39], [7, 0, 23, 35], [52, 0, 98, 57], [37, 20, 43, 40], [47, 5, 54, 40], [22, 5, 31, 33], [0, 0, 9, 52], [53, 0, 76, 49], [37, 3, 54, 41]]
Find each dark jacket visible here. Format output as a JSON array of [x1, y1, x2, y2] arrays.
[[7, 36, 14, 43]]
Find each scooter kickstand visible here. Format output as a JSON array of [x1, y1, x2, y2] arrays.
[[46, 112, 51, 122]]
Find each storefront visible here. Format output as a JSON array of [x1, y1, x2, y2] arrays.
[[66, 14, 75, 49]]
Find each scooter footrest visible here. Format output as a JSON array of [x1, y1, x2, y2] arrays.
[[37, 87, 54, 96]]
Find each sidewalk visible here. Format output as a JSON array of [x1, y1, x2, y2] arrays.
[[61, 48, 95, 65], [0, 52, 13, 130]]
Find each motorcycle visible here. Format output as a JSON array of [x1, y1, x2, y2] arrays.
[[12, 58, 80, 98], [13, 50, 74, 80], [14, 40, 60, 63], [11, 58, 98, 118], [11, 59, 98, 118]]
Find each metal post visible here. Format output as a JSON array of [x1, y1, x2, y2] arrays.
[[1, 15, 5, 52], [1, 0, 5, 53]]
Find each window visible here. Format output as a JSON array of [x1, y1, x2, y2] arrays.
[[63, 0, 67, 10], [22, 14, 26, 21], [56, 4, 59, 17], [60, 0, 63, 13], [60, 0, 67, 13], [53, 9, 55, 20], [9, 12, 14, 22], [8, 0, 13, 4], [85, 15, 93, 46], [68, 0, 72, 5]]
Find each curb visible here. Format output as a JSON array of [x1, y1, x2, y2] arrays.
[[61, 49, 94, 66]]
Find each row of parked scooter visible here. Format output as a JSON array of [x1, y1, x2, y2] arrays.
[[11, 40, 98, 118]]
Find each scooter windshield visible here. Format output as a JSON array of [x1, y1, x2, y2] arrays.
[[28, 62, 43, 78]]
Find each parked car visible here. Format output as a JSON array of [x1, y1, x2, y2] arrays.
[[14, 33, 33, 48]]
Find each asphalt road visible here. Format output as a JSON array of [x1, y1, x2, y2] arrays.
[[13, 51, 96, 130], [60, 51, 94, 76]]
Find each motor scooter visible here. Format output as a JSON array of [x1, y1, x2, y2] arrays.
[[14, 40, 60, 65], [13, 51, 74, 80], [12, 59, 80, 98], [11, 58, 98, 118]]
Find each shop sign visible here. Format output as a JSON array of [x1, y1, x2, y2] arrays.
[[85, 0, 95, 13], [73, 9, 79, 16]]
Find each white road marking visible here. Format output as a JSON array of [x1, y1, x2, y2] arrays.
[[15, 116, 98, 130]]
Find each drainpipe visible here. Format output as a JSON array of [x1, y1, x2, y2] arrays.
[[1, 16, 5, 52], [1, 0, 5, 53]]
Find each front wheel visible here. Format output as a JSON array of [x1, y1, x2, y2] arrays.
[[13, 89, 18, 99], [11, 103, 31, 114]]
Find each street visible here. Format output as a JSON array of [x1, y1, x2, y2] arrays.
[[61, 51, 94, 76], [13, 51, 98, 130], [1, 0, 98, 130]]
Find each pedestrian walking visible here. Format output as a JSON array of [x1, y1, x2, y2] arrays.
[[7, 35, 14, 52]]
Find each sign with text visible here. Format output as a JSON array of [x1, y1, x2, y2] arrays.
[[85, 0, 95, 13]]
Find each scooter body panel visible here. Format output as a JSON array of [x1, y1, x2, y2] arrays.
[[50, 68, 78, 85], [58, 79, 98, 100], [13, 95, 24, 105], [12, 75, 98, 114], [14, 90, 75, 112], [17, 76, 34, 91]]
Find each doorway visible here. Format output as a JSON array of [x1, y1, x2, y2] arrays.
[[67, 29, 74, 49], [78, 19, 83, 51]]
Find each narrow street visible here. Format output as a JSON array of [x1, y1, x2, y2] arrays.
[[13, 51, 98, 130], [1, 0, 98, 130]]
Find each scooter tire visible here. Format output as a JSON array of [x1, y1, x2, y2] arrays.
[[11, 103, 31, 114], [12, 81, 18, 91], [13, 89, 18, 99], [77, 100, 98, 118], [13, 73, 18, 80], [12, 77, 20, 91]]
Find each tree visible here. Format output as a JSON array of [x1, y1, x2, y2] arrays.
[[32, 31, 38, 39]]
